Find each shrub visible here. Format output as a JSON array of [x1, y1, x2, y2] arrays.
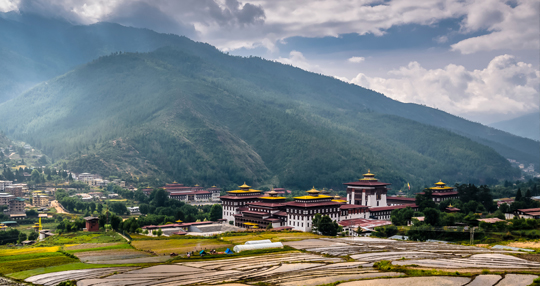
[[374, 260, 393, 271]]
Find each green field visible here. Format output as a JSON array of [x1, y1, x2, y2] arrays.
[[131, 238, 232, 255], [35, 231, 125, 246]]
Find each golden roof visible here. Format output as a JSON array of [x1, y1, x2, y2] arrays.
[[239, 182, 251, 188], [212, 185, 216, 188], [268, 190, 278, 195], [306, 187, 321, 194], [195, 184, 200, 187], [227, 189, 262, 193], [294, 194, 333, 200], [360, 169, 377, 181], [260, 196, 286, 200], [332, 199, 347, 203], [435, 181, 446, 186]]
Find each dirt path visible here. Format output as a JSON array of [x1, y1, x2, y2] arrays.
[[51, 200, 68, 214]]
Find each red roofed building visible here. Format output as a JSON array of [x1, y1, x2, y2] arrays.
[[343, 170, 391, 207], [418, 181, 459, 203], [339, 218, 392, 236], [220, 183, 263, 223]]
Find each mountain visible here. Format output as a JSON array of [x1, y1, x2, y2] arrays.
[[0, 47, 521, 189], [489, 113, 540, 141], [0, 13, 537, 188], [0, 12, 201, 103]]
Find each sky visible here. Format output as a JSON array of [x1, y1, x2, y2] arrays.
[[0, 0, 538, 124]]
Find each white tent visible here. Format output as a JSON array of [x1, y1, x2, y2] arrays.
[[233, 242, 283, 253], [244, 239, 272, 245]]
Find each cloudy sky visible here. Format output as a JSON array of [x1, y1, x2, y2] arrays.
[[1, 0, 539, 124]]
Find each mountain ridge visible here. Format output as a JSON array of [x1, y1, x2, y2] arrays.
[[0, 47, 521, 189]]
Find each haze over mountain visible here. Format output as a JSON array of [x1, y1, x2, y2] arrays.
[[0, 13, 537, 189], [489, 113, 540, 142]]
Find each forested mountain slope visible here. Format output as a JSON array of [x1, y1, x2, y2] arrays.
[[0, 48, 520, 189], [0, 12, 201, 103], [490, 112, 540, 141], [1, 12, 537, 170]]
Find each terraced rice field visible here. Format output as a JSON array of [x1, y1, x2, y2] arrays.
[[24, 251, 540, 286], [15, 236, 540, 286], [131, 238, 232, 255], [75, 249, 170, 264], [221, 232, 323, 244]]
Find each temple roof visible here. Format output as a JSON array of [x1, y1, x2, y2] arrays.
[[239, 182, 251, 188], [344, 170, 391, 187]]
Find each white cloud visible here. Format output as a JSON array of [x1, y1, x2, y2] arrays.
[[3, 0, 537, 55], [350, 54, 540, 121], [275, 50, 322, 73], [0, 0, 20, 12], [451, 0, 540, 54], [348, 56, 365, 63]]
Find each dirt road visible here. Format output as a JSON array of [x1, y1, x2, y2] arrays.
[[50, 200, 68, 214]]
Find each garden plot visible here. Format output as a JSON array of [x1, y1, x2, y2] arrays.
[[392, 253, 540, 269], [65, 243, 123, 251], [70, 252, 382, 286], [75, 249, 170, 264], [25, 267, 137, 286], [284, 237, 519, 257], [131, 238, 232, 255], [181, 252, 343, 271]]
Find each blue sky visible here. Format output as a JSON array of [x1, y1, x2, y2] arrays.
[[1, 0, 538, 124]]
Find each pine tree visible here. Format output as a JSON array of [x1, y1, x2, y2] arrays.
[[515, 188, 523, 201]]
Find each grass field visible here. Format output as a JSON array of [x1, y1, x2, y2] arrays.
[[0, 246, 60, 256], [0, 247, 79, 275], [0, 256, 78, 274], [35, 231, 125, 246], [131, 238, 232, 255], [66, 243, 133, 253]]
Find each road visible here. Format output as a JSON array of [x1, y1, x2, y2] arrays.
[[50, 200, 69, 214]]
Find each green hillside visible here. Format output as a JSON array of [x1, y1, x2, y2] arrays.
[[1, 12, 538, 170], [490, 112, 540, 141], [0, 48, 520, 189]]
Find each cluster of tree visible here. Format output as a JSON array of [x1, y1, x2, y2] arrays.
[[137, 189, 222, 222], [491, 178, 539, 199], [0, 228, 38, 245], [312, 213, 341, 236], [499, 188, 540, 212], [371, 225, 398, 238]]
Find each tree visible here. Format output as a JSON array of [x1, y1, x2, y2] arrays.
[[312, 213, 322, 233], [97, 203, 103, 213], [151, 189, 168, 207], [28, 231, 39, 240], [415, 190, 436, 212], [156, 229, 163, 237], [110, 214, 122, 230], [209, 204, 222, 221], [18, 232, 27, 243], [423, 208, 440, 226], [31, 169, 41, 183], [89, 202, 96, 213], [68, 173, 73, 181], [391, 207, 414, 226], [499, 203, 509, 213], [318, 215, 339, 236], [525, 189, 532, 200], [515, 188, 523, 201]]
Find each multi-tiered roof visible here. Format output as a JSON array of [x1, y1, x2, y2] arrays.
[[343, 170, 392, 187]]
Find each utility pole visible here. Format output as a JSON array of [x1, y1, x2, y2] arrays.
[[470, 227, 475, 245]]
